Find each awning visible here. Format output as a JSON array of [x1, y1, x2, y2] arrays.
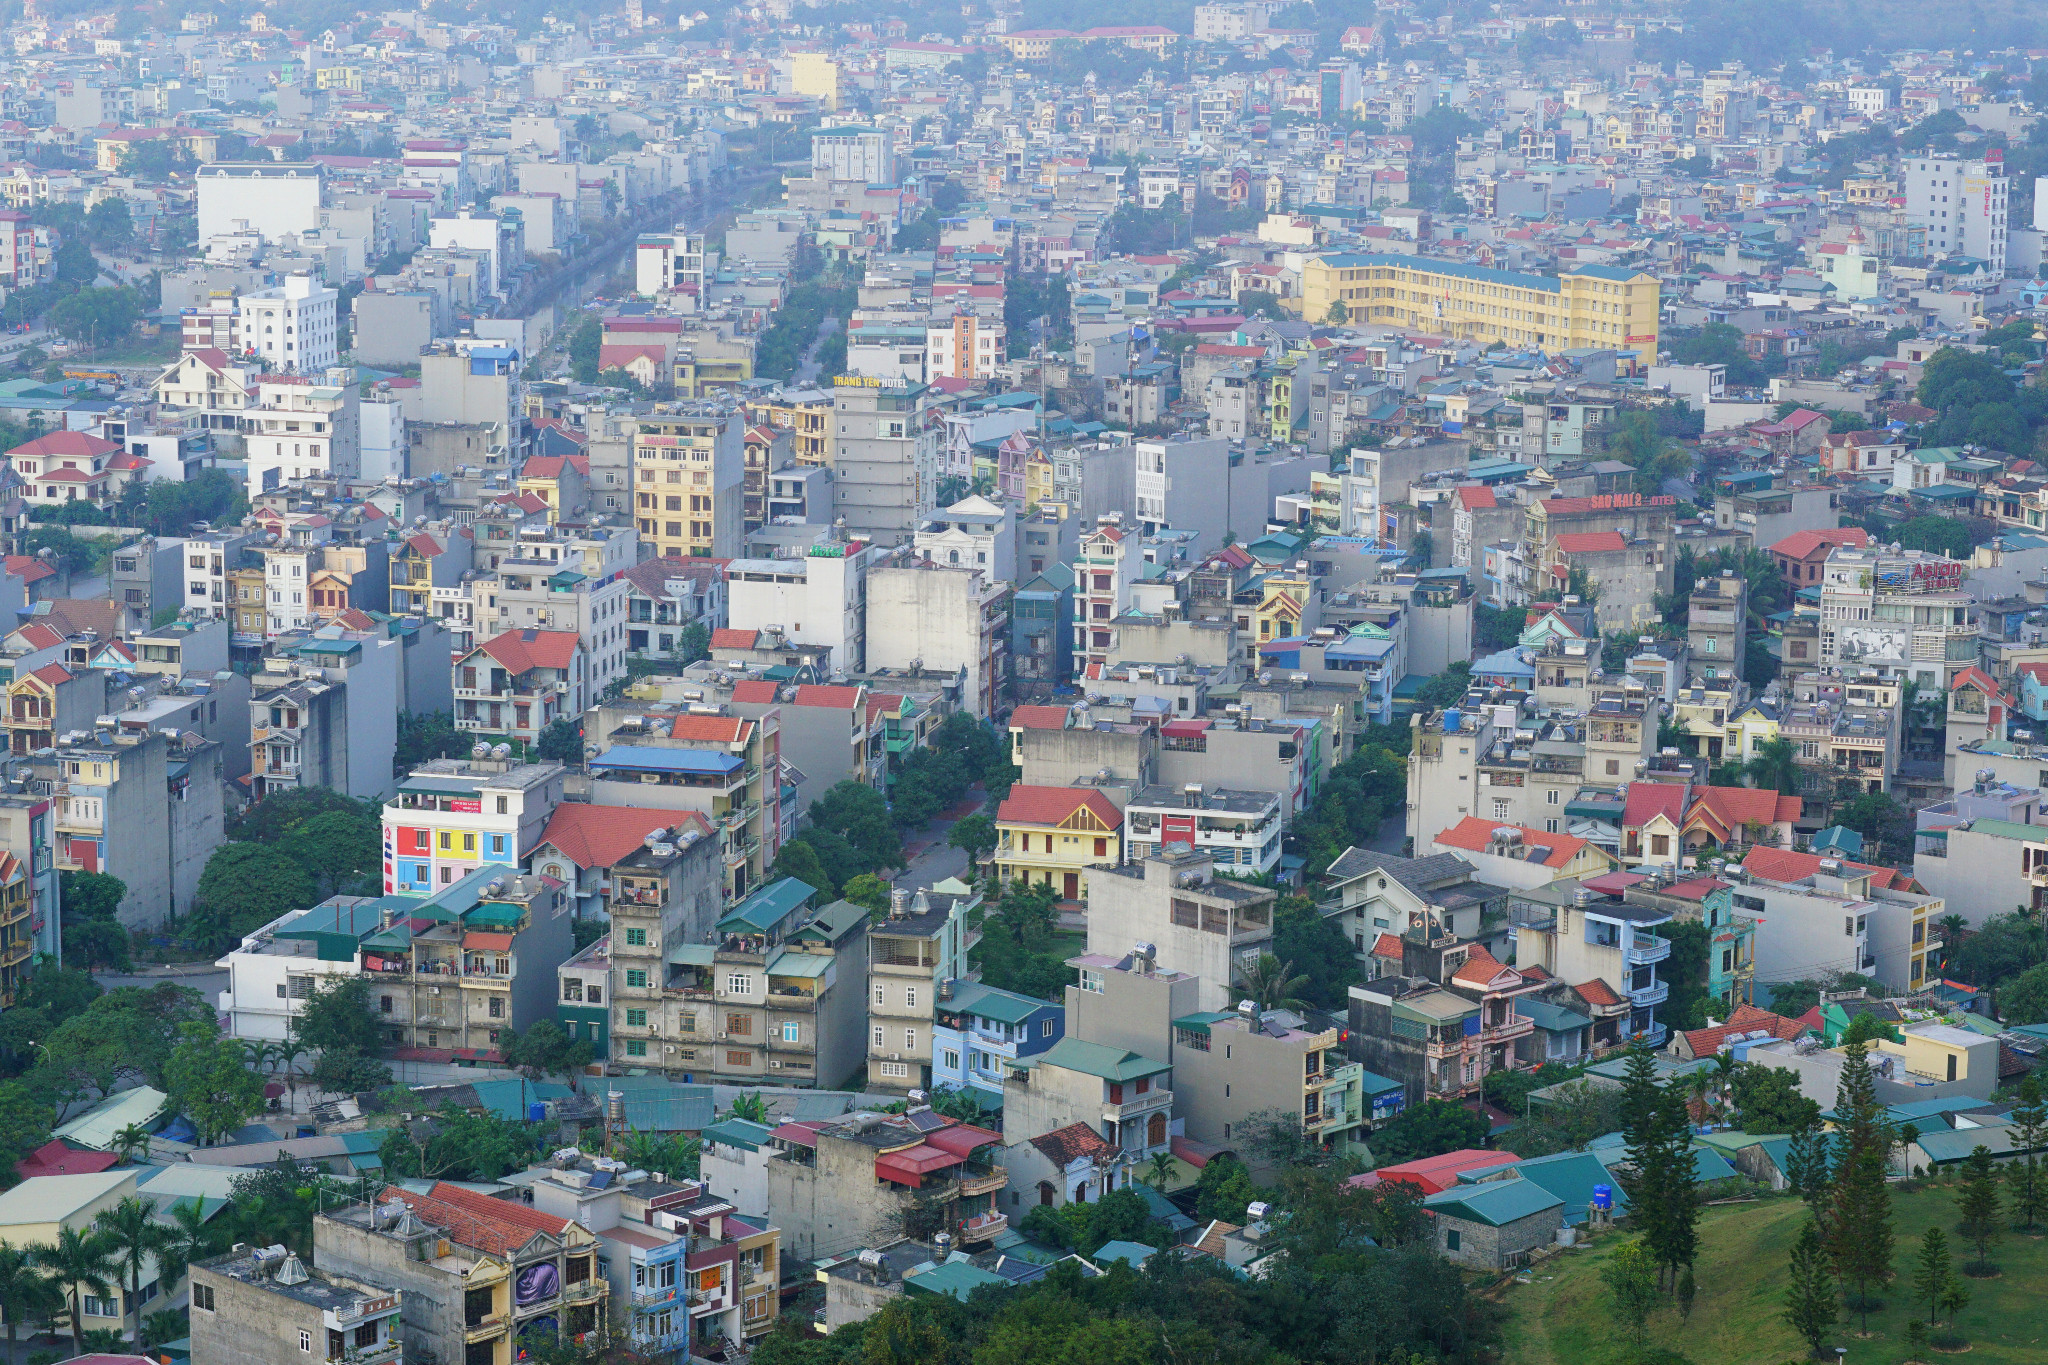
[[875, 1143, 966, 1187], [923, 1123, 1001, 1158], [463, 931, 515, 951]]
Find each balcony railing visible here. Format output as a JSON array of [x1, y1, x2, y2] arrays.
[[631, 1282, 679, 1306], [957, 1211, 1008, 1244], [463, 1314, 506, 1340], [1627, 979, 1670, 1008], [562, 1278, 605, 1302], [957, 1163, 1007, 1197], [1624, 934, 1671, 967]]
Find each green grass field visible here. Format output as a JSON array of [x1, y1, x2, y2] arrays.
[[1499, 1186, 2048, 1365]]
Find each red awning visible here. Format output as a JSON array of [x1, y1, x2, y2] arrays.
[[1159, 719, 1210, 737], [924, 1123, 1001, 1158], [874, 1144, 966, 1187], [769, 1122, 820, 1148]]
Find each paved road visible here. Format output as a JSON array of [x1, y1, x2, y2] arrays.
[[894, 793, 983, 892], [96, 967, 228, 998], [794, 314, 840, 385]]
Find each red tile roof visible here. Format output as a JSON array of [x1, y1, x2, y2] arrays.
[[1555, 530, 1630, 554], [1371, 932, 1403, 958], [1029, 1122, 1115, 1166], [1675, 1003, 1808, 1059], [475, 628, 580, 673], [1450, 946, 1519, 989], [14, 1140, 118, 1180], [1770, 527, 1869, 560], [1622, 781, 1687, 830], [710, 628, 757, 649], [670, 714, 751, 743], [998, 785, 1123, 830], [387, 1187, 564, 1257], [1454, 485, 1498, 510], [1434, 816, 1600, 869], [1573, 978, 1625, 1008], [537, 805, 711, 869], [1009, 704, 1072, 730], [1742, 845, 1907, 891], [7, 430, 119, 459], [730, 680, 779, 704], [1686, 786, 1801, 840], [793, 684, 864, 710]]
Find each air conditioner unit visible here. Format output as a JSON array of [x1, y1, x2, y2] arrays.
[[428, 986, 441, 995], [890, 1052, 901, 1061]]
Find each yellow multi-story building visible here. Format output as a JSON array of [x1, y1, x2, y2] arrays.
[[753, 390, 833, 466], [1298, 253, 1662, 367], [994, 786, 1123, 902], [632, 410, 744, 560]]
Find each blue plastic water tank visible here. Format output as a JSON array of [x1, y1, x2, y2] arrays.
[[1591, 1184, 1613, 1211], [527, 1101, 546, 1123], [1443, 709, 1462, 734]]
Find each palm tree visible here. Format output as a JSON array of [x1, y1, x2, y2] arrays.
[[156, 1198, 216, 1293], [94, 1196, 172, 1348], [1236, 954, 1310, 1015], [33, 1224, 119, 1359], [0, 1239, 57, 1364], [109, 1124, 152, 1166], [1145, 1151, 1177, 1192], [1935, 913, 1968, 970], [272, 1037, 308, 1110], [1743, 737, 1801, 796]]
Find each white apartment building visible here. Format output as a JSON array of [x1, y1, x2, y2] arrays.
[[1123, 784, 1284, 878], [243, 376, 361, 497], [1735, 848, 1943, 995], [1846, 85, 1891, 115], [912, 494, 1015, 583], [238, 273, 341, 374], [810, 127, 896, 184], [864, 560, 1009, 719], [924, 313, 1005, 383], [1073, 517, 1139, 672], [634, 231, 707, 298], [196, 163, 324, 244], [1903, 153, 2009, 273], [725, 541, 883, 677], [1817, 544, 1979, 689]]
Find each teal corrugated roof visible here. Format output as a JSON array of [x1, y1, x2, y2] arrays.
[[1091, 1240, 1157, 1267], [1035, 1036, 1170, 1082], [718, 878, 817, 934], [466, 1078, 571, 1121], [1425, 1176, 1563, 1226], [904, 1261, 1006, 1301], [1487, 1150, 1626, 1225], [948, 981, 1054, 1025], [701, 1118, 776, 1152]]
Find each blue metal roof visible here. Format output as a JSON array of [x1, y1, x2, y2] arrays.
[[590, 745, 743, 775]]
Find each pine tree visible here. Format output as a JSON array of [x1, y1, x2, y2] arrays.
[[1783, 1218, 1837, 1360], [1913, 1226, 1952, 1326], [1955, 1144, 2003, 1271], [1938, 1272, 1971, 1329], [2006, 1075, 2047, 1231], [1785, 1121, 1834, 1238], [1827, 1041, 1895, 1331], [1643, 1088, 1700, 1285]]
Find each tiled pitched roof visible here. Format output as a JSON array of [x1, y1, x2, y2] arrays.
[[390, 1184, 569, 1257], [710, 628, 758, 649], [475, 628, 580, 672], [1676, 1004, 1807, 1058], [1622, 781, 1687, 830], [1742, 845, 1906, 891], [1554, 530, 1629, 554], [1029, 1122, 1115, 1166], [1686, 786, 1801, 839], [1434, 817, 1599, 869], [537, 805, 709, 869], [1573, 978, 1625, 1008], [792, 684, 864, 709], [730, 680, 778, 704], [997, 785, 1123, 829], [1009, 704, 1072, 730], [670, 714, 751, 743], [1770, 527, 1869, 560]]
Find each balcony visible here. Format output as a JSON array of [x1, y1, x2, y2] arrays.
[[957, 1163, 1007, 1197], [1624, 934, 1671, 967], [562, 1278, 605, 1303], [1480, 1013, 1535, 1044], [631, 1282, 679, 1307], [766, 987, 817, 1010], [957, 1211, 1008, 1244], [463, 1315, 506, 1341], [344, 1339, 402, 1365], [1627, 978, 1670, 1009]]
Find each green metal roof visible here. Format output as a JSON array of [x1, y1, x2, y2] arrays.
[[1423, 1177, 1562, 1227], [903, 1261, 1006, 1301], [765, 949, 834, 979], [701, 1117, 776, 1153], [947, 981, 1054, 1025], [1034, 1036, 1169, 1082], [1170, 1011, 1236, 1036], [669, 944, 718, 966], [718, 877, 817, 935]]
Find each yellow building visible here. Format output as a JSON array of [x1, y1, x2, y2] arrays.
[[1024, 450, 1056, 512], [315, 65, 364, 90], [790, 51, 840, 109], [633, 412, 741, 560], [1298, 253, 1662, 367], [0, 1168, 167, 1340], [754, 390, 833, 466], [1250, 571, 1311, 658], [995, 785, 1123, 902]]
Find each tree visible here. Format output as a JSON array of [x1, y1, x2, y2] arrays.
[[841, 873, 892, 917], [57, 871, 124, 925], [2006, 1075, 2048, 1231], [1368, 1098, 1488, 1164], [1914, 1225, 1953, 1326], [728, 1091, 769, 1123], [165, 1022, 265, 1146], [1783, 1219, 1837, 1360], [158, 1197, 217, 1286], [1955, 1143, 2003, 1271], [289, 977, 386, 1058], [1236, 953, 1309, 1014], [110, 1123, 151, 1165], [1193, 1154, 1256, 1222], [947, 813, 997, 867], [0, 1240, 56, 1363], [1834, 791, 1913, 864], [535, 718, 582, 763], [46, 288, 141, 347], [1600, 1238, 1661, 1349], [1784, 1122, 1835, 1232], [1271, 895, 1361, 1010], [2002, 961, 2048, 1026], [499, 1020, 593, 1087], [1827, 1041, 1895, 1330], [377, 1106, 537, 1183], [33, 1223, 117, 1359], [309, 1047, 393, 1096], [1744, 736, 1801, 795], [65, 920, 130, 975], [394, 712, 466, 773], [188, 844, 317, 950], [93, 1196, 172, 1346]]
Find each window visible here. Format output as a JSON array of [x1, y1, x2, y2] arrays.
[[626, 1009, 648, 1027], [727, 972, 751, 994], [726, 1013, 752, 1036], [298, 1329, 313, 1353], [781, 1021, 801, 1043], [1042, 1019, 1055, 1037], [625, 1040, 647, 1057], [192, 1284, 214, 1312], [1650, 834, 1670, 857], [872, 1025, 885, 1049], [563, 980, 582, 1002], [624, 928, 648, 946], [626, 969, 648, 988], [588, 985, 602, 1003], [380, 995, 392, 1014], [873, 984, 884, 1007], [942, 1048, 961, 1070], [1446, 1229, 1461, 1252], [904, 1029, 917, 1050], [726, 1049, 751, 1066], [488, 997, 503, 1019], [905, 987, 918, 1010]]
